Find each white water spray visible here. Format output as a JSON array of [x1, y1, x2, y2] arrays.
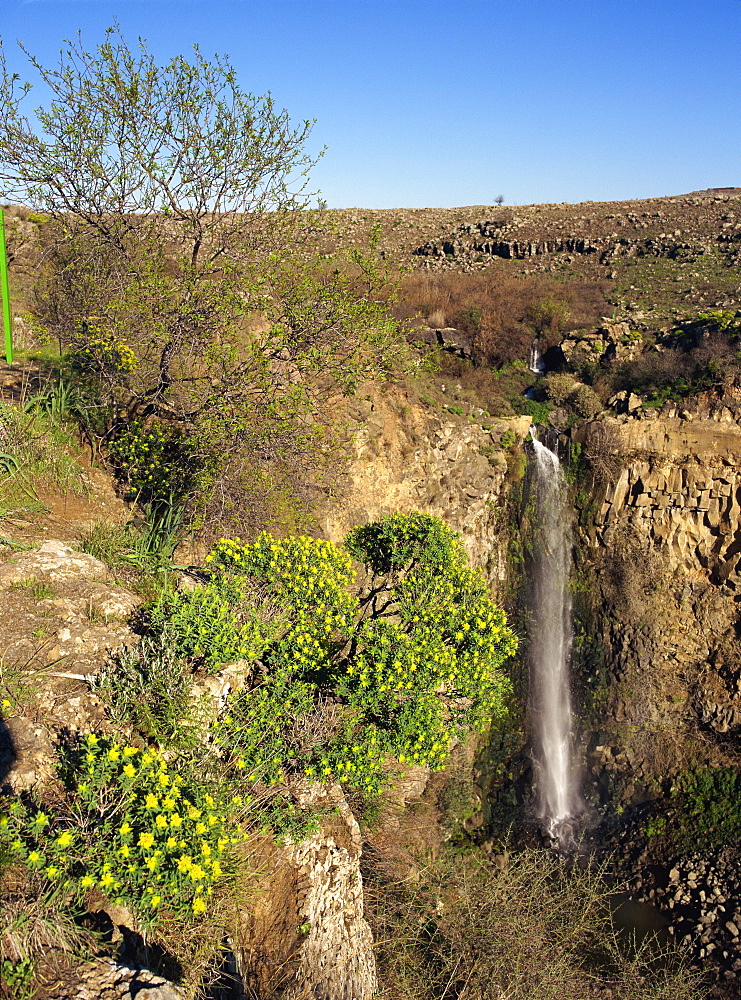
[[529, 433, 582, 843], [529, 338, 546, 374]]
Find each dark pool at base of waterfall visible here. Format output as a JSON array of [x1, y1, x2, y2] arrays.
[[610, 891, 671, 950]]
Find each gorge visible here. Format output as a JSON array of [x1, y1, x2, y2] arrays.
[[2, 189, 741, 1000]]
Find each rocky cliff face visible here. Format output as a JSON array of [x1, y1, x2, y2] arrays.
[[321, 391, 531, 592], [238, 783, 376, 1000], [574, 391, 741, 789]]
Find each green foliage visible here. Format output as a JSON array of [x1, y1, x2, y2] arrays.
[[544, 375, 602, 420], [644, 815, 668, 841], [78, 508, 186, 584], [0, 956, 34, 1000], [92, 634, 196, 745], [120, 500, 187, 572], [23, 376, 82, 425], [524, 296, 569, 337], [544, 373, 578, 406], [643, 767, 741, 851], [0, 736, 248, 929], [0, 399, 85, 518], [148, 575, 287, 673], [9, 578, 54, 600], [571, 383, 602, 419], [454, 304, 483, 335], [517, 398, 551, 425], [107, 420, 207, 508], [696, 309, 739, 331], [673, 768, 741, 849], [69, 321, 139, 376], [152, 514, 517, 796], [499, 429, 516, 449], [345, 510, 460, 577]]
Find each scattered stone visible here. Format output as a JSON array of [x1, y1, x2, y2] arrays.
[[0, 540, 109, 586]]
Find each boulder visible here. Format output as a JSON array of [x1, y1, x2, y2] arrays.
[[0, 540, 109, 586]]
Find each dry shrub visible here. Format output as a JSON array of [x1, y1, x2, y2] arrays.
[[597, 333, 741, 404], [367, 848, 704, 1000], [398, 271, 611, 368], [426, 308, 447, 328], [0, 873, 98, 998], [582, 422, 624, 489]]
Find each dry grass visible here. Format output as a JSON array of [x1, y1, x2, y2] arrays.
[[396, 271, 611, 368], [367, 848, 705, 1000], [0, 872, 99, 999]]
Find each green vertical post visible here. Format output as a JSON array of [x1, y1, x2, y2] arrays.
[[0, 207, 12, 363]]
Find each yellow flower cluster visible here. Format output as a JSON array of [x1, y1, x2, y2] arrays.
[[200, 517, 516, 802], [73, 324, 139, 374], [207, 533, 358, 676], [1, 736, 246, 926]]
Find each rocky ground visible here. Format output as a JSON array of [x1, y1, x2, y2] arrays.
[[321, 189, 741, 329]]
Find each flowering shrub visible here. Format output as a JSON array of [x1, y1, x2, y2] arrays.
[[107, 420, 205, 506], [0, 736, 247, 927], [70, 319, 139, 374], [208, 533, 357, 674], [188, 515, 517, 794], [148, 575, 286, 672]]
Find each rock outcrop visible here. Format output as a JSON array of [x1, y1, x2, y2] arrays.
[[238, 783, 376, 1000], [575, 399, 741, 744], [44, 960, 184, 1000], [323, 392, 531, 590]]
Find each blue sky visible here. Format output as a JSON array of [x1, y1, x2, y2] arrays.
[[1, 0, 739, 209]]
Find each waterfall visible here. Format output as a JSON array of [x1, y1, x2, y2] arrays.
[[529, 338, 546, 374], [528, 432, 582, 844]]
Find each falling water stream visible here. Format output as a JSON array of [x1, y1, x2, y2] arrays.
[[529, 433, 583, 845], [529, 338, 547, 374]]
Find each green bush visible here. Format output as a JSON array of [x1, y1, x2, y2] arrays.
[[107, 420, 209, 508], [69, 322, 139, 376], [544, 373, 578, 406], [517, 399, 551, 425], [148, 576, 287, 673], [571, 383, 602, 419], [154, 514, 518, 796], [0, 736, 248, 929], [544, 375, 602, 419], [675, 768, 741, 848]]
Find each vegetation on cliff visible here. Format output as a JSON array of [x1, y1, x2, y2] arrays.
[[0, 25, 420, 541], [1, 21, 739, 1000], [0, 512, 517, 994]]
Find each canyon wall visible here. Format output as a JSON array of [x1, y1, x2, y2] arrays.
[[574, 394, 741, 795], [322, 391, 531, 591]]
